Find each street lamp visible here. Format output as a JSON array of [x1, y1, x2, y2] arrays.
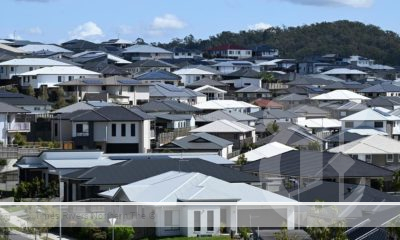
[[109, 217, 117, 240]]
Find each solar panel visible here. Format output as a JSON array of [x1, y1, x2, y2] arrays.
[[83, 79, 103, 85]]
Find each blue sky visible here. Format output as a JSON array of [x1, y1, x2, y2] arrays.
[[0, 0, 398, 44]]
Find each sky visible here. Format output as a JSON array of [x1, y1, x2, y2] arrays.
[[0, 0, 399, 44]]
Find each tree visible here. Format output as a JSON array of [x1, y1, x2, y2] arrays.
[[0, 214, 10, 239], [25, 86, 35, 97], [266, 122, 279, 135], [13, 132, 27, 146], [8, 86, 19, 93], [107, 226, 134, 240], [70, 94, 78, 104], [261, 72, 276, 86], [54, 87, 67, 109], [307, 141, 321, 151], [274, 224, 298, 240], [38, 86, 48, 101], [236, 154, 247, 165]]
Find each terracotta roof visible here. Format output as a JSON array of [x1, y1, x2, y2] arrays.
[[252, 99, 283, 109]]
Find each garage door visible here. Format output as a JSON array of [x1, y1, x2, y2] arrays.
[[106, 143, 139, 153]]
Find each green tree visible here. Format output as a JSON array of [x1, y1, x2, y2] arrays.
[[38, 86, 48, 101], [54, 87, 67, 109], [307, 141, 321, 151], [0, 214, 10, 239], [393, 170, 400, 191], [107, 226, 134, 240], [8, 86, 19, 93], [266, 122, 280, 135], [274, 224, 298, 240], [236, 154, 247, 166], [13, 132, 27, 146], [25, 86, 35, 97], [261, 72, 275, 85]]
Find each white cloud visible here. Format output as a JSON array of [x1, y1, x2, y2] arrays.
[[118, 25, 135, 35], [279, 0, 373, 8], [69, 21, 104, 40], [248, 22, 272, 31], [151, 14, 186, 30], [7, 33, 22, 40], [28, 27, 42, 35]]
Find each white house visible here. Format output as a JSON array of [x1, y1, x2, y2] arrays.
[[321, 68, 368, 81], [18, 66, 100, 89], [0, 58, 71, 79], [123, 44, 173, 61], [222, 77, 262, 88], [212, 61, 260, 74], [193, 85, 226, 101], [0, 102, 30, 146], [173, 68, 217, 86], [99, 171, 296, 237], [194, 100, 260, 113], [207, 44, 253, 59], [311, 89, 370, 103]]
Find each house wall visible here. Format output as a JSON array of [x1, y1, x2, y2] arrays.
[[0, 114, 7, 145], [18, 105, 51, 115], [233, 78, 261, 88], [22, 74, 99, 89], [1, 65, 47, 79], [341, 120, 387, 133]]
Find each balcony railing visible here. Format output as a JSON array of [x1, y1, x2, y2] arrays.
[[7, 122, 30, 132]]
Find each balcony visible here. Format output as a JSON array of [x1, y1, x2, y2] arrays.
[[7, 122, 30, 132]]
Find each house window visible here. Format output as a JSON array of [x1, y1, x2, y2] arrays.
[[387, 154, 394, 163], [129, 86, 135, 92], [344, 122, 354, 128], [32, 76, 37, 79], [121, 124, 126, 137], [164, 210, 179, 230], [229, 51, 233, 55], [374, 121, 384, 128], [76, 124, 83, 133], [366, 154, 372, 163], [131, 124, 135, 136], [58, 76, 62, 82], [188, 52, 192, 56], [194, 211, 201, 232], [207, 211, 214, 232], [10, 67, 14, 72], [75, 123, 88, 136], [111, 124, 116, 137], [340, 111, 347, 117], [29, 67, 33, 71], [174, 52, 179, 56], [101, 86, 106, 91], [0, 67, 3, 73], [68, 76, 73, 81]]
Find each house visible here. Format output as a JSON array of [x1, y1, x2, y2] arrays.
[[252, 45, 279, 58], [61, 39, 99, 52], [157, 133, 233, 158], [321, 68, 368, 81], [57, 76, 151, 105], [51, 106, 154, 153], [250, 109, 298, 124], [190, 119, 256, 149], [323, 101, 367, 119], [288, 104, 330, 120], [329, 135, 400, 168], [123, 44, 173, 61], [171, 47, 202, 59], [222, 77, 262, 89], [287, 76, 336, 88], [52, 101, 117, 114], [241, 150, 394, 190], [273, 93, 309, 109], [193, 85, 227, 101], [366, 96, 400, 110], [213, 61, 260, 74], [139, 100, 200, 114], [101, 39, 134, 48], [224, 68, 261, 79], [99, 171, 295, 237], [0, 102, 30, 146], [359, 83, 400, 98], [18, 66, 100, 89], [153, 113, 195, 133], [194, 100, 260, 113], [296, 118, 341, 139], [17, 44, 73, 55], [231, 142, 294, 162], [0, 58, 71, 79], [0, 90, 51, 115], [149, 83, 206, 105], [235, 85, 270, 101], [251, 99, 284, 110], [325, 128, 388, 149], [311, 89, 370, 103], [340, 108, 400, 138], [256, 59, 297, 72], [71, 51, 132, 66], [121, 59, 177, 76], [173, 67, 217, 86], [207, 44, 252, 59], [195, 110, 258, 127], [323, 81, 370, 92], [135, 69, 181, 86]]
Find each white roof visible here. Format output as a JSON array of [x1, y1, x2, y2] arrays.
[[173, 68, 216, 75], [231, 142, 295, 161], [257, 59, 295, 66], [341, 108, 400, 121], [194, 85, 227, 94], [297, 118, 341, 129], [0, 43, 24, 53], [107, 54, 131, 64], [19, 66, 100, 76], [328, 135, 400, 154], [190, 119, 255, 133], [0, 58, 70, 66], [18, 44, 72, 53], [322, 68, 367, 75], [347, 128, 388, 136], [194, 100, 259, 110], [124, 44, 172, 54], [0, 39, 12, 44], [312, 90, 370, 101], [99, 171, 296, 202], [44, 159, 124, 169]]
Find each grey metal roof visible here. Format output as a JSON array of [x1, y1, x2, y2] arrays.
[[58, 106, 154, 121], [0, 90, 50, 106], [166, 132, 233, 150], [135, 69, 181, 81], [236, 85, 270, 93], [324, 130, 365, 143], [123, 59, 177, 68], [288, 104, 329, 117], [250, 109, 297, 119], [274, 93, 308, 101], [154, 113, 193, 121], [260, 125, 323, 147], [123, 44, 172, 54], [366, 96, 400, 108], [0, 102, 29, 113], [287, 77, 334, 86], [187, 77, 227, 87], [241, 150, 394, 178], [226, 68, 261, 78], [195, 110, 257, 122], [150, 83, 205, 98], [63, 157, 259, 186], [359, 83, 400, 93], [323, 81, 369, 90], [138, 100, 200, 113]]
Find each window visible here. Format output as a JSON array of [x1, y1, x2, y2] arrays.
[[101, 86, 106, 91], [29, 67, 33, 71], [164, 210, 179, 230], [194, 211, 201, 232], [32, 76, 37, 79], [58, 76, 62, 82], [0, 67, 3, 73], [229, 51, 233, 55], [207, 211, 214, 231], [129, 86, 135, 92], [10, 67, 14, 72], [387, 154, 394, 163], [54, 123, 58, 137], [111, 124, 116, 137], [344, 122, 354, 128], [340, 111, 347, 117], [374, 121, 384, 128], [121, 124, 126, 137], [366, 154, 372, 163], [76, 124, 83, 133], [131, 124, 136, 136], [68, 76, 73, 81], [188, 52, 192, 56]]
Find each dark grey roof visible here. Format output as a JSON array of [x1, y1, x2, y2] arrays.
[[84, 62, 129, 76], [155, 113, 193, 121], [226, 68, 261, 78], [123, 59, 176, 68], [165, 132, 233, 150], [274, 93, 308, 102], [336, 101, 368, 111], [241, 150, 394, 178], [138, 100, 200, 113], [250, 109, 297, 119], [323, 81, 369, 90], [0, 90, 50, 106], [82, 92, 108, 102], [195, 110, 257, 123], [63, 157, 259, 185], [324, 130, 365, 143], [287, 77, 334, 86], [135, 69, 181, 81], [288, 104, 329, 117], [236, 85, 270, 93], [286, 85, 325, 95], [187, 77, 227, 87], [259, 125, 323, 147], [150, 83, 204, 98], [359, 83, 400, 93], [0, 102, 29, 113], [58, 106, 154, 121], [279, 181, 400, 202], [366, 96, 400, 108]]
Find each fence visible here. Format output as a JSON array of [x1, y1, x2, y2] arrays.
[[157, 127, 194, 146], [0, 146, 44, 159], [227, 150, 241, 159]]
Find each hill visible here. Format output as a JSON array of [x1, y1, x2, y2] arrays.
[[157, 20, 400, 65]]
